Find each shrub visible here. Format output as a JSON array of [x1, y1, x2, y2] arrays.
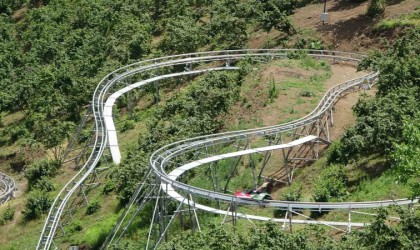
[[312, 165, 348, 202], [0, 206, 15, 225], [86, 200, 101, 215], [32, 177, 55, 192], [274, 184, 303, 218], [102, 179, 116, 195], [392, 114, 420, 197], [22, 190, 52, 220], [68, 220, 83, 233], [120, 120, 135, 132], [300, 90, 314, 97], [367, 0, 385, 17], [25, 159, 60, 186]]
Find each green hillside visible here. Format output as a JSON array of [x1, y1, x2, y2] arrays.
[[0, 0, 418, 249]]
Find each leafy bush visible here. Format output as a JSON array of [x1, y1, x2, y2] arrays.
[[258, 0, 296, 34], [120, 120, 135, 132], [0, 0, 25, 14], [329, 89, 419, 164], [0, 206, 15, 225], [312, 165, 348, 202], [294, 37, 325, 50], [22, 190, 52, 220], [111, 152, 149, 204], [274, 184, 302, 218], [32, 177, 55, 192], [208, 14, 248, 49], [300, 90, 314, 97], [392, 114, 420, 196], [282, 184, 302, 202], [367, 0, 385, 17], [358, 29, 419, 96], [330, 30, 420, 164], [68, 220, 83, 233], [86, 200, 101, 215], [159, 16, 207, 54], [102, 179, 116, 195], [25, 159, 60, 186]]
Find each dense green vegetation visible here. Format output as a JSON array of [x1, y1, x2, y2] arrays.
[[0, 0, 419, 249], [328, 29, 419, 197], [111, 69, 246, 203], [0, 0, 299, 153], [106, 208, 419, 250], [0, 0, 299, 229]]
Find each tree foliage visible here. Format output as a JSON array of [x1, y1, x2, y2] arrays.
[[312, 165, 348, 202], [158, 208, 420, 249], [392, 114, 420, 196], [258, 0, 296, 34], [329, 29, 420, 165], [22, 189, 52, 220]]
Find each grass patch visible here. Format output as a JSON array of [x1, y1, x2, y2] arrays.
[[374, 12, 420, 31], [347, 170, 412, 202]]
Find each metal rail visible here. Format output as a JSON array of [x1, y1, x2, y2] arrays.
[[0, 172, 15, 204], [38, 49, 417, 250]]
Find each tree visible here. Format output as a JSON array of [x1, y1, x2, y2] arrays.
[[392, 114, 420, 197], [312, 165, 348, 202], [358, 29, 420, 97], [258, 0, 296, 34], [329, 29, 420, 164], [159, 16, 207, 54], [22, 190, 52, 220], [111, 152, 150, 204]]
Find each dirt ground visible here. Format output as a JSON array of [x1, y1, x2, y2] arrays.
[[292, 0, 419, 51]]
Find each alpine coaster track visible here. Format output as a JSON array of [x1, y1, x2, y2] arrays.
[[37, 49, 419, 250]]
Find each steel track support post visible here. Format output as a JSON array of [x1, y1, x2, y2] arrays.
[[103, 169, 154, 248], [113, 186, 157, 246], [223, 140, 249, 193], [249, 150, 257, 188], [154, 81, 160, 104], [282, 209, 289, 230], [325, 114, 330, 142], [154, 198, 186, 249], [146, 187, 162, 250], [187, 192, 195, 234], [315, 119, 320, 159], [258, 133, 281, 182], [158, 189, 167, 243], [281, 148, 291, 185], [209, 162, 220, 209], [347, 208, 352, 233], [59, 222, 66, 236], [222, 203, 231, 224], [232, 198, 237, 226], [189, 194, 201, 232], [79, 184, 89, 206], [209, 163, 217, 192], [408, 201, 414, 211], [179, 202, 185, 230], [330, 108, 334, 126], [288, 206, 293, 233]]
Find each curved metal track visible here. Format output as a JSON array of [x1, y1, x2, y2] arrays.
[[0, 172, 15, 204], [38, 49, 418, 250]]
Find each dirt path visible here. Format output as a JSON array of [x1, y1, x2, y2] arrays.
[[325, 63, 374, 139]]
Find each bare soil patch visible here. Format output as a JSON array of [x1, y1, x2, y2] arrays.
[[292, 0, 419, 51]]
